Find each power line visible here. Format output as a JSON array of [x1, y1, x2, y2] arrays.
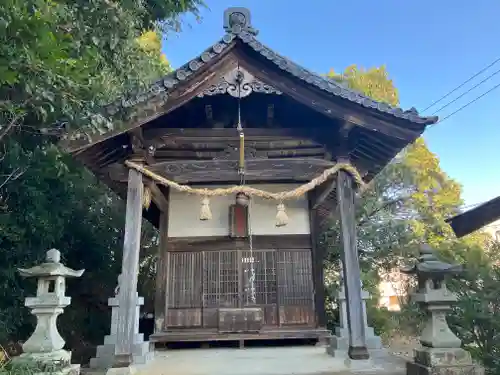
[[431, 67, 500, 115], [437, 81, 500, 124], [422, 57, 500, 112]]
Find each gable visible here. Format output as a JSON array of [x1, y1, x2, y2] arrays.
[[60, 8, 436, 155]]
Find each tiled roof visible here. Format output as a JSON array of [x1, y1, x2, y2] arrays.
[[102, 30, 437, 125]]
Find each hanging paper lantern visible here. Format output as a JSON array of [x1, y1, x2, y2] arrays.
[[235, 192, 250, 207]]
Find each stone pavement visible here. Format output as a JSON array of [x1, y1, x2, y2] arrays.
[[124, 346, 407, 375]]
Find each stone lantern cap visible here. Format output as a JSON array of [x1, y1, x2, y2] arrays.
[[18, 249, 85, 278], [401, 244, 463, 304], [401, 244, 463, 277]]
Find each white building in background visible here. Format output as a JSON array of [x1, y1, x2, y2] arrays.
[[378, 269, 408, 312], [484, 220, 500, 241]]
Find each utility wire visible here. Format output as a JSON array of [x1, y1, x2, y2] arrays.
[[437, 81, 500, 124], [431, 67, 500, 115], [422, 57, 500, 112]]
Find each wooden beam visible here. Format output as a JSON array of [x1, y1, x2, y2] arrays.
[[146, 180, 169, 212], [341, 121, 355, 134], [154, 209, 169, 333], [312, 177, 336, 210], [152, 147, 325, 160], [308, 194, 327, 328], [153, 158, 334, 184], [142, 127, 324, 144], [165, 234, 311, 252], [109, 158, 335, 184], [337, 169, 369, 360], [113, 168, 144, 366], [447, 196, 500, 238]]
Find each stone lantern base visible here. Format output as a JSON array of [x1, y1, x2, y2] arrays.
[[326, 287, 383, 359], [407, 347, 484, 375], [12, 350, 80, 375]]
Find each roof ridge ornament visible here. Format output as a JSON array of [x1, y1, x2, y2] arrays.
[[223, 7, 258, 35]]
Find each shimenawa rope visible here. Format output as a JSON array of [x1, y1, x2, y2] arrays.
[[128, 160, 368, 226]]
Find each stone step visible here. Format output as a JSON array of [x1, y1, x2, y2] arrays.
[[133, 350, 155, 365], [103, 334, 144, 346], [132, 341, 152, 357], [90, 342, 154, 370]]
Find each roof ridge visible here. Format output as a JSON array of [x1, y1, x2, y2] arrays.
[[232, 30, 437, 125]]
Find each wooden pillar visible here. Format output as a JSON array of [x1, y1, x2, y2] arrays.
[[337, 169, 369, 360], [154, 210, 169, 333], [113, 168, 144, 367], [308, 194, 326, 328]]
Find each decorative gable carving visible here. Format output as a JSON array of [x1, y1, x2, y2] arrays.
[[198, 67, 282, 98]]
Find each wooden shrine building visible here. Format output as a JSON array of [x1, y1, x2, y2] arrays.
[[60, 8, 437, 364]]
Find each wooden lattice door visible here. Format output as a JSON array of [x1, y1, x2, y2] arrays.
[[166, 252, 203, 328], [277, 250, 315, 326], [241, 250, 278, 326], [201, 249, 278, 328], [165, 247, 314, 330], [202, 250, 239, 328]]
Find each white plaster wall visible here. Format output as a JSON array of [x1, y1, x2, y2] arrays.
[[377, 269, 407, 312], [167, 184, 310, 237]]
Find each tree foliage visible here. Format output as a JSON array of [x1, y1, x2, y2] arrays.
[[137, 30, 172, 71], [0, 0, 201, 361], [328, 65, 399, 107]]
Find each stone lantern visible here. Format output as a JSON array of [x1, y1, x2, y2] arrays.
[[401, 244, 483, 375], [14, 249, 84, 374]]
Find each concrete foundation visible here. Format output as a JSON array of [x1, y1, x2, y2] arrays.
[[118, 346, 407, 375]]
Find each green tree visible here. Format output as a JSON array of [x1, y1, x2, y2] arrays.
[[328, 65, 399, 107], [444, 239, 500, 372], [137, 30, 172, 72]]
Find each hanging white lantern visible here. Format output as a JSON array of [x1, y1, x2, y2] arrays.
[[235, 192, 250, 207]]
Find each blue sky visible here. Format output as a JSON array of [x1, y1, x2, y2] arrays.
[[162, 1, 500, 207]]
